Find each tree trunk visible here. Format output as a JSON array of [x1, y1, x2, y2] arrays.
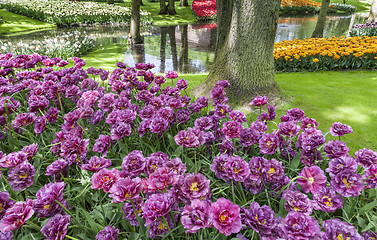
[[192, 0, 282, 104], [129, 0, 143, 44], [312, 0, 330, 38], [107, 0, 114, 4], [179, 25, 189, 73], [160, 27, 167, 73], [180, 0, 189, 7], [168, 26, 178, 71], [159, 0, 168, 14], [167, 0, 177, 15], [131, 43, 145, 64]]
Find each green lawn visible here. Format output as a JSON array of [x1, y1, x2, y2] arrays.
[[0, 9, 55, 36], [312, 0, 371, 12], [177, 71, 377, 154], [118, 0, 196, 26]]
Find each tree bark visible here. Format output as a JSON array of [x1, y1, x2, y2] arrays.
[[312, 0, 330, 38], [131, 43, 145, 64], [192, 0, 282, 103], [160, 27, 167, 73], [180, 0, 189, 7], [179, 25, 189, 73], [167, 0, 177, 15], [159, 0, 168, 14], [129, 0, 143, 44]]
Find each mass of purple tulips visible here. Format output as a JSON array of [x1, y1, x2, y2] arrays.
[[0, 52, 377, 239]]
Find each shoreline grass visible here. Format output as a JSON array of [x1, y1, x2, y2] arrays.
[[0, 9, 56, 35]]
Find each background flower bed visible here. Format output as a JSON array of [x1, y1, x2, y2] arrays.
[[0, 54, 376, 239], [0, 0, 152, 26], [274, 36, 377, 71], [0, 31, 95, 59], [350, 22, 377, 37], [192, 0, 356, 21]]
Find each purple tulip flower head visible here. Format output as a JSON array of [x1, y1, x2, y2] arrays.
[[0, 199, 34, 232], [259, 133, 279, 155], [222, 121, 243, 139], [312, 187, 343, 212], [81, 156, 112, 172], [122, 150, 145, 177], [142, 193, 174, 226], [209, 198, 242, 236], [181, 199, 210, 233], [0, 192, 15, 219], [91, 168, 121, 193], [323, 140, 350, 159], [174, 127, 205, 148], [278, 121, 301, 137], [330, 170, 363, 197], [363, 231, 377, 240], [322, 218, 363, 240], [144, 167, 179, 192], [41, 214, 71, 240], [108, 177, 143, 203], [7, 161, 35, 191], [261, 158, 285, 184], [224, 156, 250, 182], [282, 190, 313, 215], [355, 148, 377, 168], [250, 96, 268, 106], [329, 122, 353, 137], [179, 173, 211, 201], [33, 182, 68, 218], [45, 159, 69, 181], [281, 212, 321, 239], [96, 225, 119, 240], [286, 108, 305, 121], [326, 155, 358, 178], [210, 154, 230, 182], [21, 143, 38, 161], [241, 201, 277, 235], [297, 166, 327, 193]]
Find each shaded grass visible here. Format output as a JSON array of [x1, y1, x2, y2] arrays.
[[118, 0, 196, 26], [312, 0, 371, 12], [0, 9, 55, 35], [179, 71, 377, 154]]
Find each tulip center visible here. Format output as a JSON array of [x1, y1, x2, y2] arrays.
[[308, 177, 314, 183], [342, 178, 352, 188], [267, 141, 273, 149], [124, 193, 131, 199], [18, 172, 28, 179], [219, 211, 229, 223], [43, 205, 51, 210], [157, 221, 167, 230], [268, 168, 275, 175], [337, 234, 351, 240], [190, 182, 199, 191], [322, 196, 333, 207], [0, 203, 3, 213]]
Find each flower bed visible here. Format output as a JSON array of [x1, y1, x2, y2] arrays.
[[0, 0, 152, 26], [0, 31, 95, 59], [0, 54, 376, 239], [274, 36, 377, 71], [191, 0, 216, 21], [192, 0, 356, 20], [350, 22, 377, 37]]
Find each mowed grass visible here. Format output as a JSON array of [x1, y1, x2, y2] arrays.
[[118, 0, 196, 26], [312, 0, 371, 12], [0, 9, 55, 35]]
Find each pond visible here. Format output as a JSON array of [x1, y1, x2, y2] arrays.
[[0, 14, 368, 73]]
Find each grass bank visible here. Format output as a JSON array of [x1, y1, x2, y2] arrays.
[[0, 9, 55, 35], [313, 0, 371, 12]]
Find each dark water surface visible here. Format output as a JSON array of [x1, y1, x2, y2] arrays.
[[1, 14, 367, 73]]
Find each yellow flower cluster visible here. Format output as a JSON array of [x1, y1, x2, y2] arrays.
[[281, 0, 321, 7], [274, 36, 377, 61]]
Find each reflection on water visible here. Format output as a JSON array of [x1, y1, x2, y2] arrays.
[[0, 14, 368, 73]]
